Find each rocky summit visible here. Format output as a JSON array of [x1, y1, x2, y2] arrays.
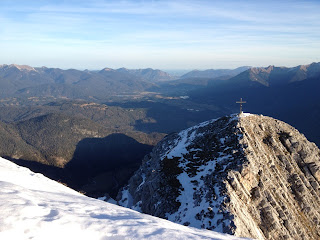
[[117, 113, 320, 240]]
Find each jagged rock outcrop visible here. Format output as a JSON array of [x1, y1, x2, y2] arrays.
[[117, 114, 320, 240]]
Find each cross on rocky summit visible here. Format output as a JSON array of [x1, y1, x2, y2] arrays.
[[236, 98, 246, 114]]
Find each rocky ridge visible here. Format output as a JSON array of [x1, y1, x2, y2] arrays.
[[231, 62, 320, 86], [117, 113, 320, 239]]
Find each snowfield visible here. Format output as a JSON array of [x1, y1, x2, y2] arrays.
[[0, 157, 248, 240]]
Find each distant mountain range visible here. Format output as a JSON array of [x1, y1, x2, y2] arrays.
[[116, 67, 176, 82], [180, 66, 251, 79], [153, 66, 251, 95], [189, 62, 320, 146], [229, 63, 320, 86], [0, 64, 168, 100], [159, 63, 320, 92], [2, 62, 318, 146], [0, 64, 253, 101]]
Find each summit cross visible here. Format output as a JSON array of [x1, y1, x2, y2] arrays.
[[236, 98, 246, 114]]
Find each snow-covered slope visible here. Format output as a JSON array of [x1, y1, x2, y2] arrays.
[[118, 114, 320, 239], [118, 115, 243, 231], [0, 157, 246, 240]]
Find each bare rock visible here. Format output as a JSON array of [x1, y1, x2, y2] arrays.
[[117, 114, 320, 240]]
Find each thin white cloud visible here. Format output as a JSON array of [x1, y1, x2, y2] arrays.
[[5, 0, 319, 24], [0, 0, 320, 68]]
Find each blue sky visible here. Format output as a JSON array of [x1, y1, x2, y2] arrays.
[[0, 0, 319, 70]]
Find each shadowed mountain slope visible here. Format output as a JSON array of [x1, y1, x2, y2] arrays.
[[117, 67, 175, 82], [228, 62, 320, 86], [181, 67, 250, 79], [0, 111, 159, 197]]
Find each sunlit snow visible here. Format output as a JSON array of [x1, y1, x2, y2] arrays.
[[0, 157, 247, 240]]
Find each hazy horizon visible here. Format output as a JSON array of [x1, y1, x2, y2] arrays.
[[1, 62, 320, 73], [1, 0, 319, 70]]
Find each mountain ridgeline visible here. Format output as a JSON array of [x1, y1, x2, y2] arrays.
[[188, 62, 320, 147], [180, 66, 251, 79], [116, 67, 176, 82], [0, 64, 176, 100], [228, 63, 320, 86], [118, 114, 320, 240], [0, 64, 254, 101]]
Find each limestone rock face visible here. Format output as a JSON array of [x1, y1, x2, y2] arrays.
[[117, 114, 320, 240]]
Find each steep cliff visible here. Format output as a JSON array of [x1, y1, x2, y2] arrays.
[[117, 114, 320, 240]]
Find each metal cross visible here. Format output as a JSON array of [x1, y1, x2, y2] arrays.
[[236, 98, 246, 114]]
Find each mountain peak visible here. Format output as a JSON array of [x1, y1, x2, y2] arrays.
[[11, 64, 37, 72], [249, 66, 274, 74], [118, 114, 320, 239], [100, 67, 115, 72], [0, 64, 36, 72], [117, 67, 128, 71], [265, 65, 274, 72]]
